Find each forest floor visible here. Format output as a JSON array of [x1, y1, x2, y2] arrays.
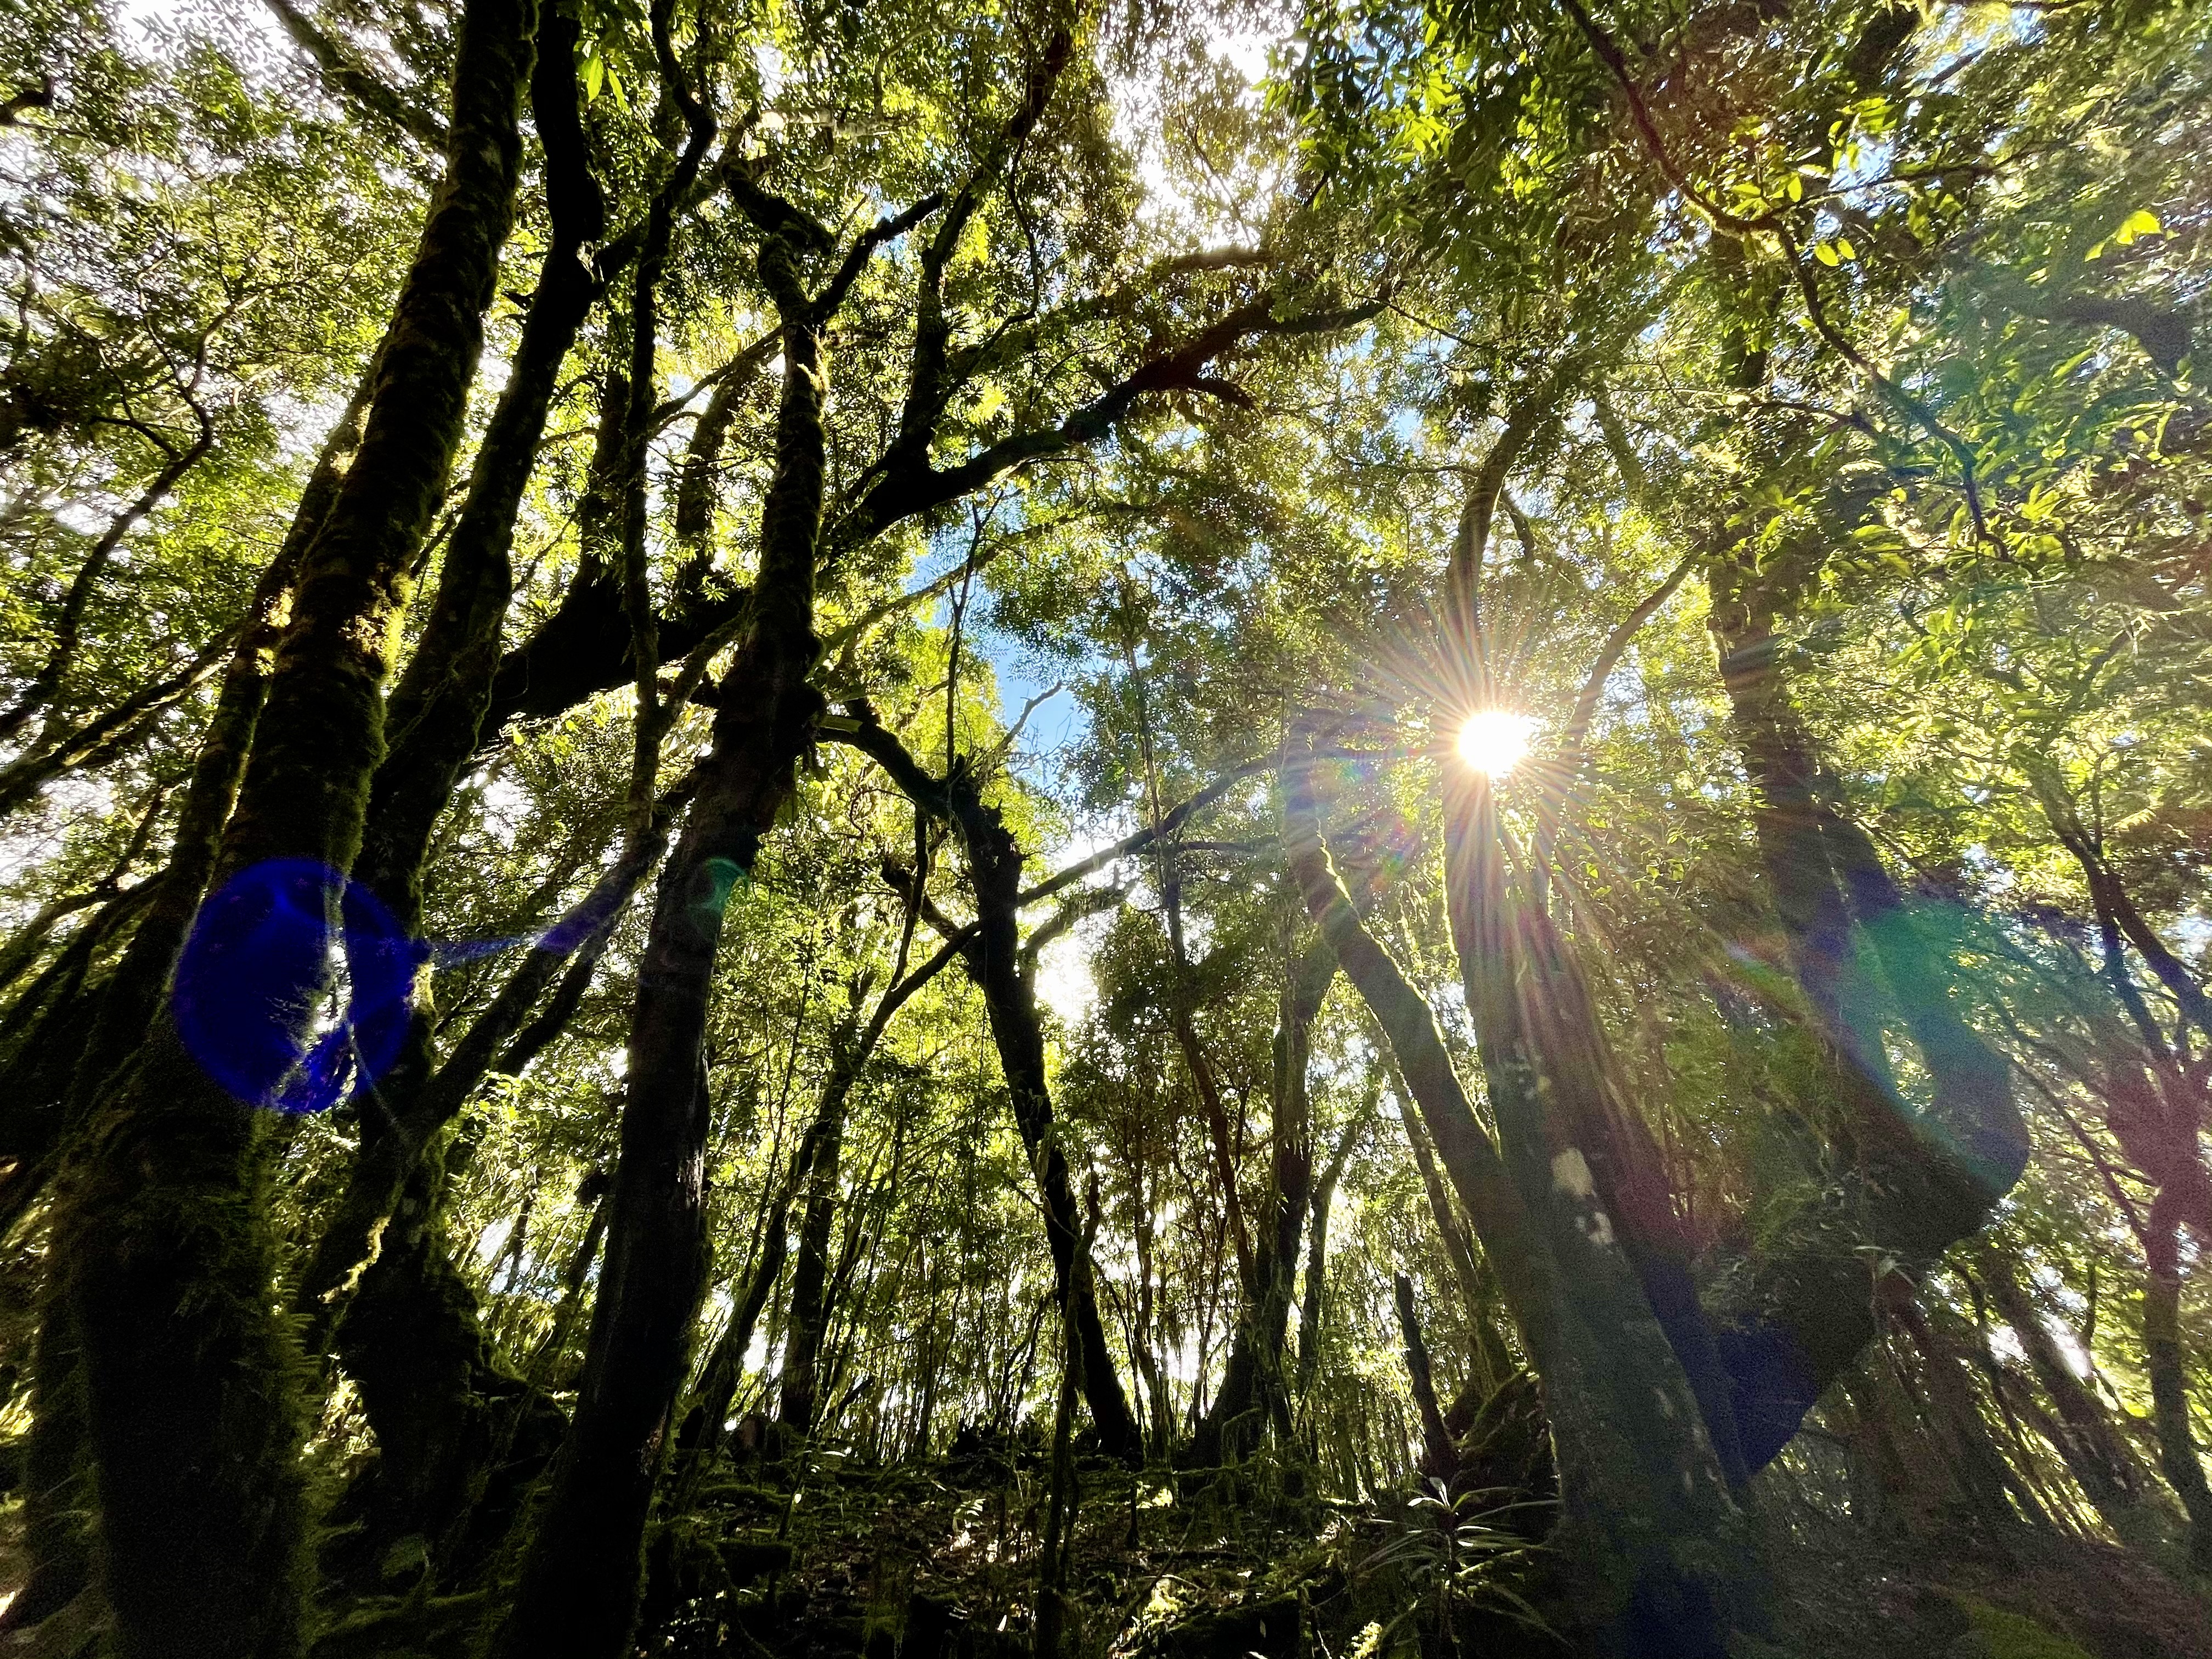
[[1, 1441, 2206, 1657], [623, 1443, 2212, 1659]]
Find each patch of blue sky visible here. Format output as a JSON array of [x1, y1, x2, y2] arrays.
[[903, 513, 1100, 783]]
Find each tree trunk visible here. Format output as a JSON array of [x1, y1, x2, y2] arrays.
[[45, 0, 533, 1648], [1397, 1092, 1488, 1335], [836, 712, 1147, 1466], [1294, 1110, 1364, 1400], [490, 217, 834, 1659], [290, 29, 616, 1567], [1976, 1243, 2174, 1553], [943, 771, 1144, 1464], [2143, 1206, 2212, 1571], [1441, 772, 1755, 1644], [1394, 1274, 1461, 1480], [1699, 580, 2027, 1470], [776, 1066, 848, 1434], [307, 6, 608, 1356], [1288, 740, 1754, 1649], [0, 356, 373, 1234], [1190, 930, 1335, 1463], [331, 1136, 566, 1584], [672, 1213, 786, 1486]]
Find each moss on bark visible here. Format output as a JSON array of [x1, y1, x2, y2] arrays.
[[43, 0, 537, 1649]]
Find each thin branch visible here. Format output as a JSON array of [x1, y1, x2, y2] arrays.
[[259, 0, 444, 149]]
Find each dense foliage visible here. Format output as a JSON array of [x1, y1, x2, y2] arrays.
[[0, 0, 2207, 1653]]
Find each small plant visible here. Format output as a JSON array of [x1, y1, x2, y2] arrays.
[[1358, 1481, 1558, 1653]]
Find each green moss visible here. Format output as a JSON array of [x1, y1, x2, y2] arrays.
[[1956, 1598, 2098, 1659], [1726, 1638, 1810, 1659]]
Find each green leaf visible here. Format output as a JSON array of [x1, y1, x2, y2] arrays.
[[2113, 208, 2161, 245]]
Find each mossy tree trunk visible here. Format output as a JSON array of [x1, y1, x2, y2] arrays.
[[1287, 733, 1756, 1651], [1190, 928, 1336, 1464], [42, 0, 535, 1649], [286, 16, 624, 1566], [489, 189, 854, 1656], [305, 0, 607, 1305], [1442, 772, 1756, 1648], [0, 370, 377, 1635]]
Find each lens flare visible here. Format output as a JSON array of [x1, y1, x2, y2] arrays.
[[1455, 709, 1534, 776]]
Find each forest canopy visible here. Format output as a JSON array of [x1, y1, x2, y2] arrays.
[[0, 0, 2207, 1654]]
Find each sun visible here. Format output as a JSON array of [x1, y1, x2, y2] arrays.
[[1455, 709, 1535, 776]]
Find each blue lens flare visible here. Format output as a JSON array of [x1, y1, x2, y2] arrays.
[[173, 858, 426, 1115]]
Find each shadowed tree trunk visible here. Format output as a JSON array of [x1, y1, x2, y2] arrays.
[[0, 368, 376, 1632], [286, 15, 630, 1565], [1189, 924, 1337, 1464], [1287, 728, 1757, 1650], [41, 0, 535, 1648], [836, 716, 1147, 1466], [488, 144, 884, 1654], [1395, 1274, 1461, 1479]]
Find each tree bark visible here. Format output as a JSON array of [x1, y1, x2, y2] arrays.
[[1190, 929, 1335, 1463], [43, 0, 534, 1649], [1289, 735, 1754, 1648], [1976, 1243, 2174, 1553], [490, 202, 840, 1658], [354, 0, 605, 932]]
